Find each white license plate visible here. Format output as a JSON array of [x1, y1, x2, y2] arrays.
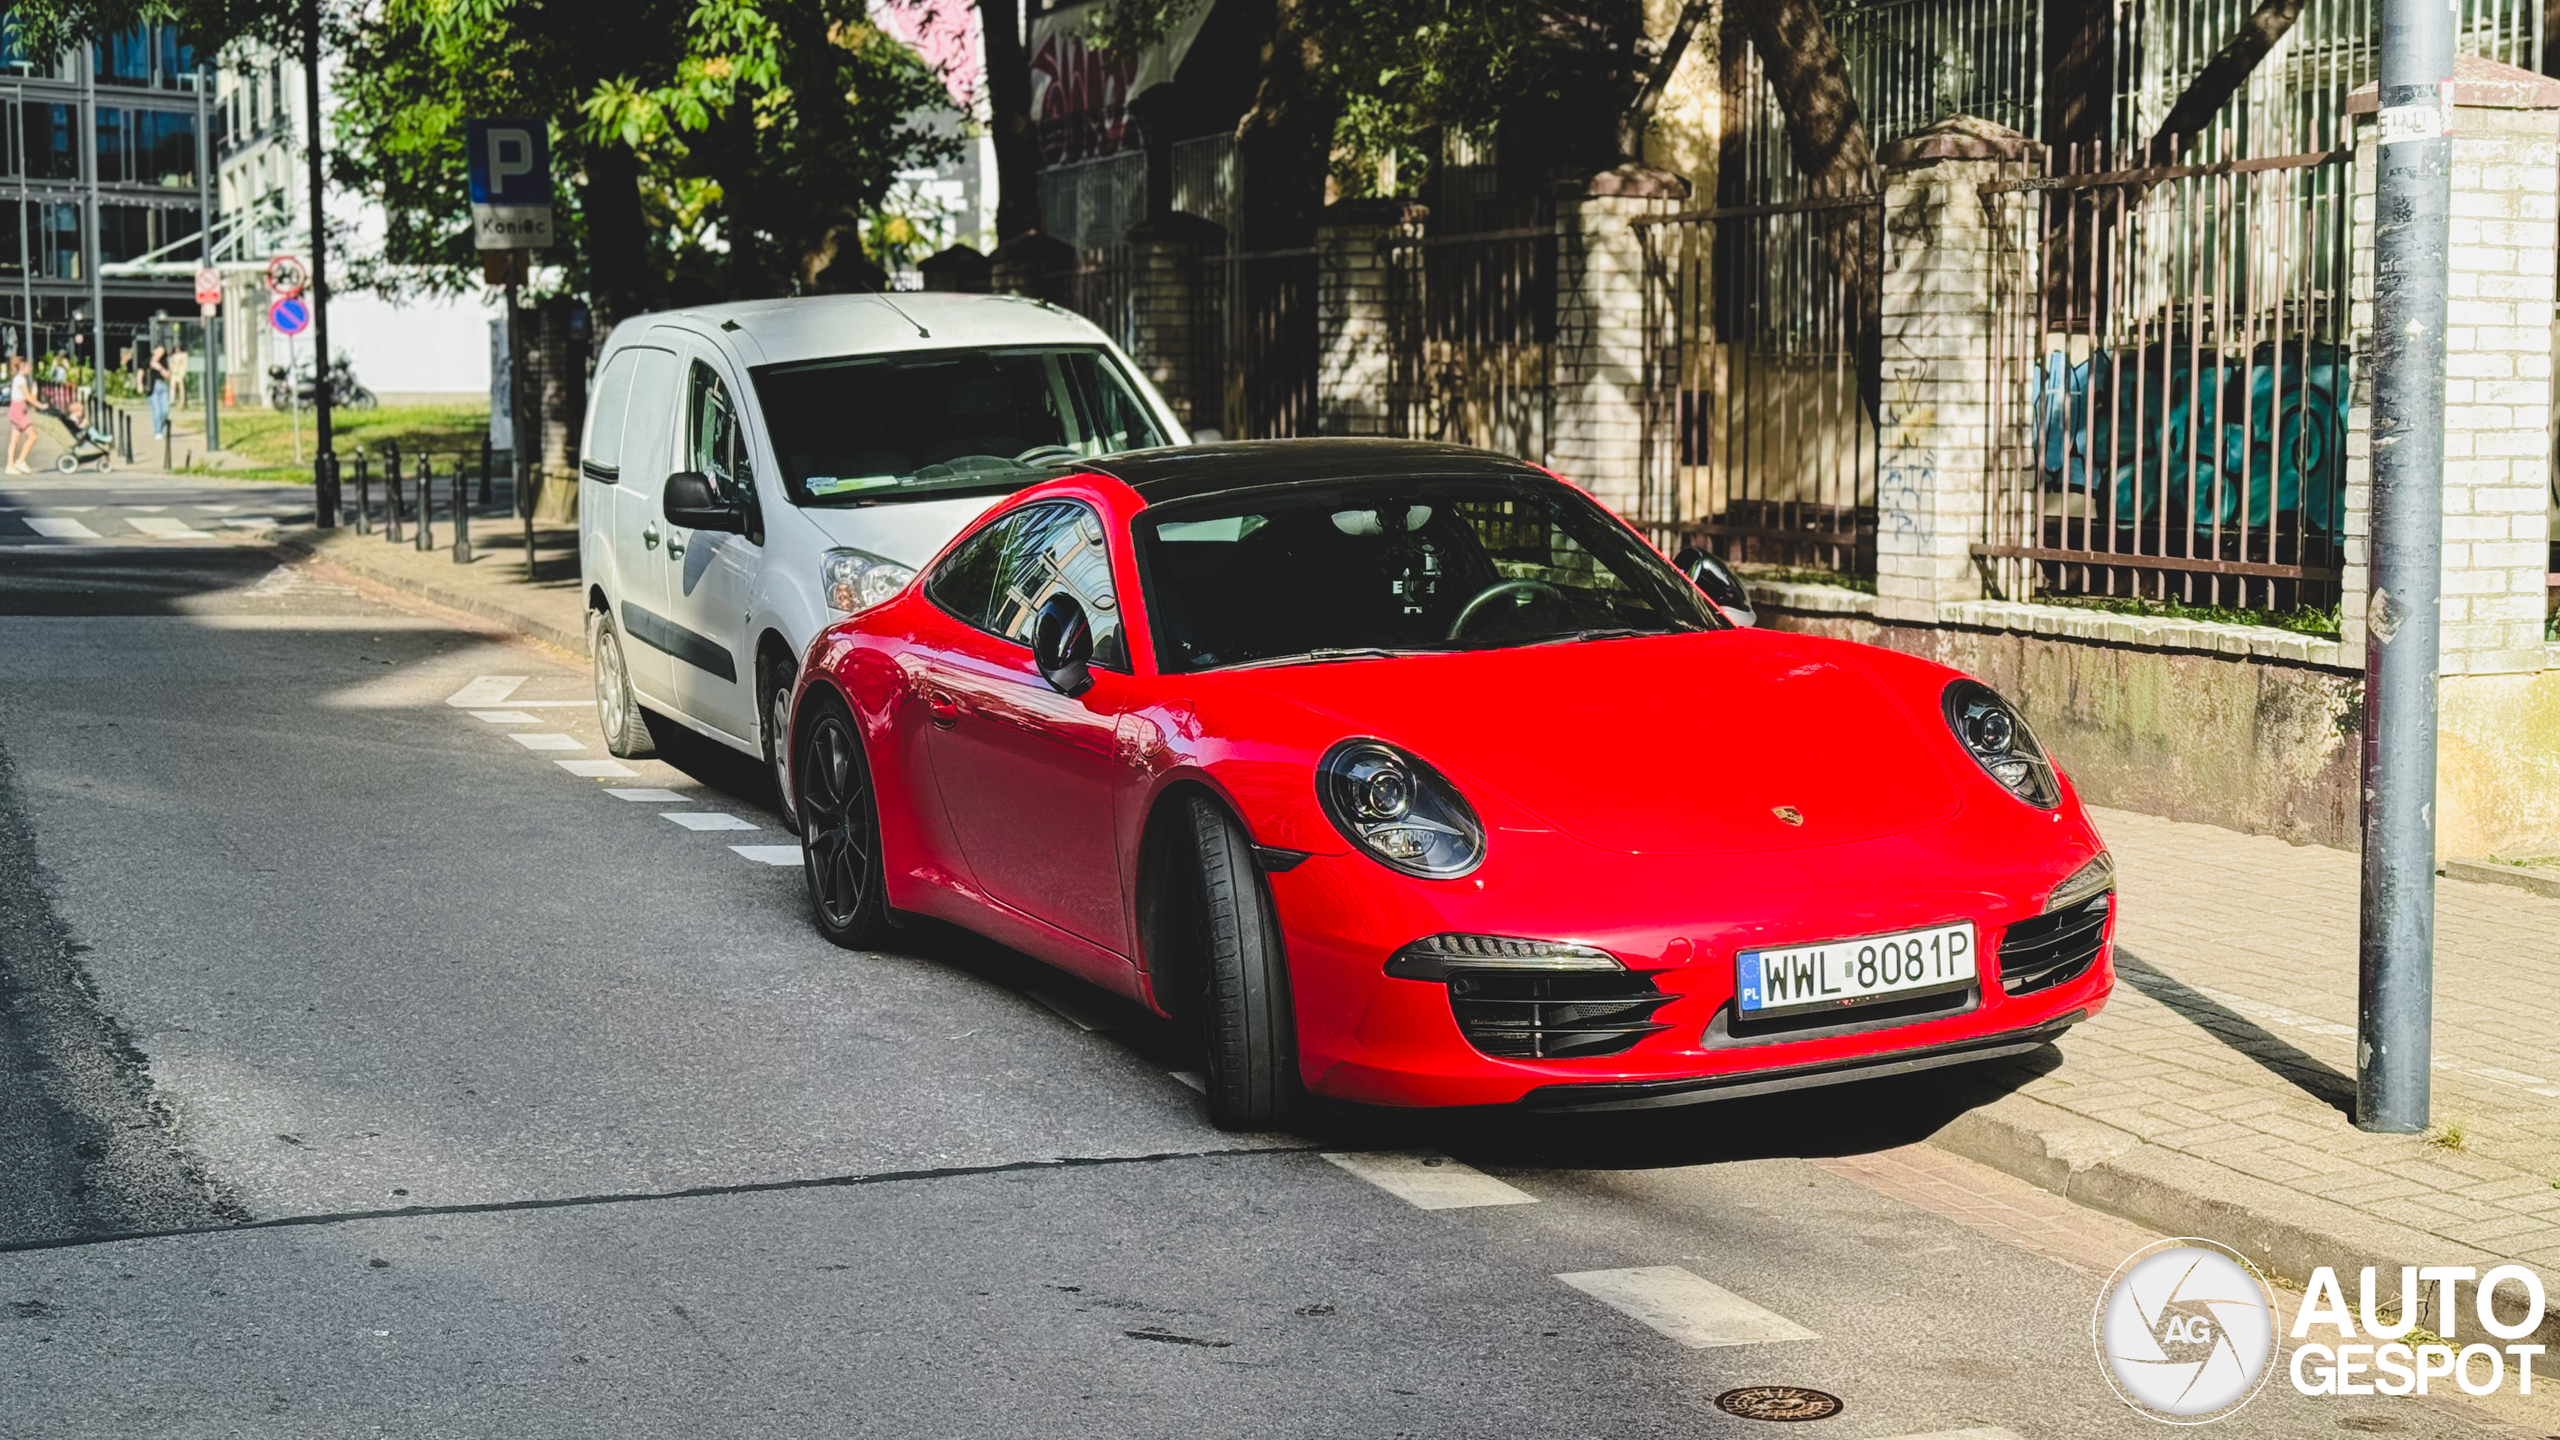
[[1736, 921, 1977, 1016]]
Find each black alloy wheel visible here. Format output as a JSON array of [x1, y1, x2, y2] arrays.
[[797, 689, 886, 947], [1187, 795, 1301, 1130]]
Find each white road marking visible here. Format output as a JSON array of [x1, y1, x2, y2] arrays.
[[729, 845, 802, 866], [469, 710, 538, 723], [664, 812, 757, 831], [219, 516, 280, 531], [605, 787, 692, 801], [446, 676, 527, 707], [1169, 1070, 1207, 1093], [1027, 988, 1113, 1032], [25, 518, 99, 538], [508, 733, 585, 751], [126, 516, 211, 539], [196, 504, 237, 514], [1322, 1152, 1538, 1210], [1554, 1267, 1818, 1348], [123, 504, 168, 513], [555, 759, 637, 778], [53, 505, 95, 512]]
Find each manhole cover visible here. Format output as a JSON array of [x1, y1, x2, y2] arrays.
[[1715, 1387, 1843, 1422]]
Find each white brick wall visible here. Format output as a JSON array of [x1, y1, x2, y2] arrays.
[[1549, 189, 1684, 518], [2343, 103, 2559, 676], [1315, 208, 1420, 437]]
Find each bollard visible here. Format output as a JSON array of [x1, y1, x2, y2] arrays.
[[451, 458, 473, 564], [163, 421, 172, 474], [523, 476, 536, 582], [314, 450, 340, 529], [479, 436, 493, 507], [414, 453, 433, 551], [385, 450, 405, 544], [353, 448, 372, 536]]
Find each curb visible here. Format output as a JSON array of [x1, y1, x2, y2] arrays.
[[2443, 857, 2560, 901], [1926, 1085, 2560, 1344], [272, 530, 589, 656]]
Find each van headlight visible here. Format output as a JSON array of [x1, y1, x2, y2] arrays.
[[819, 549, 915, 613], [1318, 739, 1485, 878]]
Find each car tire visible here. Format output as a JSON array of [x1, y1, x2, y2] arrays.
[[762, 656, 803, 836], [1187, 795, 1300, 1130], [589, 609, 657, 758], [797, 687, 887, 949]]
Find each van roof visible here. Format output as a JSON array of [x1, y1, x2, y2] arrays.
[[617, 292, 1115, 367]]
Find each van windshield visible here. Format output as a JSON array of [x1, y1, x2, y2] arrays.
[[750, 345, 1173, 507]]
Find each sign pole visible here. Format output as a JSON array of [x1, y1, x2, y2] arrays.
[[2357, 0, 2455, 1133], [196, 62, 218, 453], [302, 0, 337, 527]]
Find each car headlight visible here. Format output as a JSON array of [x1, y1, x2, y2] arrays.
[[819, 548, 915, 614], [1318, 739, 1485, 878], [1942, 679, 2060, 808]]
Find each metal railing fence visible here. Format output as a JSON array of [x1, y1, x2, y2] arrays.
[[1381, 227, 1556, 462], [1978, 140, 2352, 612]]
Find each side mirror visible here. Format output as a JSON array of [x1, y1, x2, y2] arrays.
[[1030, 592, 1095, 697], [663, 470, 744, 533], [1672, 546, 1757, 628]]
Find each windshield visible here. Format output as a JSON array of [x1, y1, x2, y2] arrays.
[[750, 345, 1173, 507], [1134, 475, 1723, 674]]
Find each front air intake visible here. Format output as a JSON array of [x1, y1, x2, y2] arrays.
[[1997, 894, 2111, 995], [1447, 970, 1673, 1059]]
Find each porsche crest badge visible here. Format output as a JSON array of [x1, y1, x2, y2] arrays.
[[1772, 806, 1805, 826]]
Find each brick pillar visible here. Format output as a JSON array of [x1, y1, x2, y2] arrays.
[[990, 233, 1075, 304], [2345, 59, 2560, 859], [1551, 166, 1689, 519], [1872, 119, 2038, 624], [2344, 59, 2559, 676], [1316, 199, 1423, 436], [1124, 213, 1226, 436]]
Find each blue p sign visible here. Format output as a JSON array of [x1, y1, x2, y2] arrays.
[[465, 118, 554, 250]]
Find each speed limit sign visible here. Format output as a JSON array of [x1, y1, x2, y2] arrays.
[[265, 254, 308, 298]]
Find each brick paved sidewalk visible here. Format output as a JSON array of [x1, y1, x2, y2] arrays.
[[1934, 805, 2560, 1335]]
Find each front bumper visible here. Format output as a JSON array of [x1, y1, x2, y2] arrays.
[[1265, 808, 2115, 1109]]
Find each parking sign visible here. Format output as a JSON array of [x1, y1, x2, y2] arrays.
[[465, 119, 553, 250]]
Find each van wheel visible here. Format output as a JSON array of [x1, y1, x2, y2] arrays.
[[762, 656, 802, 835], [1188, 796, 1300, 1130], [589, 609, 657, 758]]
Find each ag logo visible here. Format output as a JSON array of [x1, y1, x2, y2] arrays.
[[2096, 1238, 2276, 1423]]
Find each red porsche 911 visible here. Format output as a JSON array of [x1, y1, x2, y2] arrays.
[[787, 440, 2115, 1129]]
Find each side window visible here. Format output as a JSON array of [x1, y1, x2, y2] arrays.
[[688, 360, 755, 507], [989, 502, 1126, 671], [924, 514, 1014, 631], [582, 351, 635, 481]]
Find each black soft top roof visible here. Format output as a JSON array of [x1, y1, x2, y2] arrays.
[[1083, 438, 1553, 506]]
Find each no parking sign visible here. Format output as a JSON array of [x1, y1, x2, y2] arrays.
[[269, 295, 310, 336]]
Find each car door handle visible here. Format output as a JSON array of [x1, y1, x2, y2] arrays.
[[641, 524, 661, 549], [927, 690, 960, 729], [666, 534, 686, 558]]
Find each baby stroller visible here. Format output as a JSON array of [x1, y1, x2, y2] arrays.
[[44, 400, 113, 474]]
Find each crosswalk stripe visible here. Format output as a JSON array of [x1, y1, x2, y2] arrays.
[[664, 812, 757, 831], [728, 845, 801, 866], [1323, 1151, 1539, 1210], [554, 759, 637, 778], [447, 676, 527, 707], [127, 516, 211, 538], [469, 710, 537, 723], [605, 787, 690, 802], [25, 517, 98, 538], [1554, 1267, 1818, 1348], [508, 733, 585, 751]]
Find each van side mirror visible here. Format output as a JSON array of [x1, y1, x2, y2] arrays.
[[1030, 592, 1094, 697], [663, 471, 744, 533], [1672, 546, 1757, 627]]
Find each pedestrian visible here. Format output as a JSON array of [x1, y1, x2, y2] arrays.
[[46, 354, 65, 386], [147, 344, 171, 439], [6, 356, 34, 474], [169, 345, 190, 409]]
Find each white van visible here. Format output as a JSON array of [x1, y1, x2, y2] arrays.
[[577, 293, 1187, 821]]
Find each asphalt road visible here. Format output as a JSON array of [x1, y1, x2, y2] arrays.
[[0, 477, 2533, 1438]]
